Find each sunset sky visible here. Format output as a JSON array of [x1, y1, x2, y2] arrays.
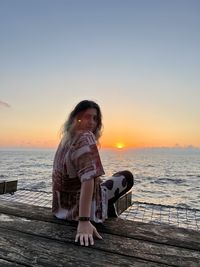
[[1, 0, 200, 149]]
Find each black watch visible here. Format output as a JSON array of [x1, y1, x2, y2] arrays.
[[78, 217, 90, 221]]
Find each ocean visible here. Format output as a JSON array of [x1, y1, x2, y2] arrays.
[[0, 148, 200, 210]]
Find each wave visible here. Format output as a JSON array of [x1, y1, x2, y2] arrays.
[[0, 174, 8, 179], [153, 178, 185, 185]]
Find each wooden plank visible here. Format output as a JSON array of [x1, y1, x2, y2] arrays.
[[115, 190, 132, 214], [0, 213, 200, 266], [0, 227, 165, 267], [0, 180, 18, 194], [100, 218, 200, 251], [0, 181, 5, 194], [0, 200, 199, 251], [0, 259, 27, 267], [0, 200, 57, 222], [4, 180, 18, 194]]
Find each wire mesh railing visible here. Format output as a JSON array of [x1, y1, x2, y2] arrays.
[[0, 190, 199, 231], [120, 201, 200, 231]]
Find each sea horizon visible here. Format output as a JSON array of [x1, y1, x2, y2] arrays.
[[0, 146, 200, 152]]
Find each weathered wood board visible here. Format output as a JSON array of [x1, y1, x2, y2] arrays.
[[0, 180, 18, 194], [0, 200, 200, 267]]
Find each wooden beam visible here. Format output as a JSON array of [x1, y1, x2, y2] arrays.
[[0, 259, 26, 267], [0, 226, 164, 267], [0, 212, 200, 266], [115, 189, 132, 215], [0, 200, 199, 251], [0, 180, 18, 195]]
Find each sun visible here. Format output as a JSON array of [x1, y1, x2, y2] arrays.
[[115, 142, 125, 149]]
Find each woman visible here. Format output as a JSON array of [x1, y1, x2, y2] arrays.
[[52, 100, 134, 246]]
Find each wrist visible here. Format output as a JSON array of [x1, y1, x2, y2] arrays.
[[78, 216, 90, 221]]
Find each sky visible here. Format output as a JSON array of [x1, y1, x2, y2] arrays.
[[0, 0, 200, 149]]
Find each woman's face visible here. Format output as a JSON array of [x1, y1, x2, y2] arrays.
[[76, 108, 98, 133]]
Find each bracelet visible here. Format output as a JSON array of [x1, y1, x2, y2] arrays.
[[78, 216, 90, 221]]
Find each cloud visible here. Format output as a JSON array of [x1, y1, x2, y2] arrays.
[[0, 100, 11, 108]]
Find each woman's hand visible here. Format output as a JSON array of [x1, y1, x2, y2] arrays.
[[75, 221, 102, 246]]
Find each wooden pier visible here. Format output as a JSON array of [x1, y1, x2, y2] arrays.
[[0, 199, 200, 266]]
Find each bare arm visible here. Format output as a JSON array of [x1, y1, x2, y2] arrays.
[[75, 179, 102, 246], [79, 178, 94, 217]]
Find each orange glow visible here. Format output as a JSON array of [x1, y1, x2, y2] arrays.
[[1, 120, 200, 149], [0, 130, 59, 149]]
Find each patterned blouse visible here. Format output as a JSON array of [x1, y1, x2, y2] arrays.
[[52, 131, 108, 223]]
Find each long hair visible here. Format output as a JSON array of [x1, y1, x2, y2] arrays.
[[60, 100, 103, 146]]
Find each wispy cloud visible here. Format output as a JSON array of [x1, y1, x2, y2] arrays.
[[0, 100, 11, 108]]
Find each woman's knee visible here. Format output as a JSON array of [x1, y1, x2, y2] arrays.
[[113, 170, 134, 189]]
